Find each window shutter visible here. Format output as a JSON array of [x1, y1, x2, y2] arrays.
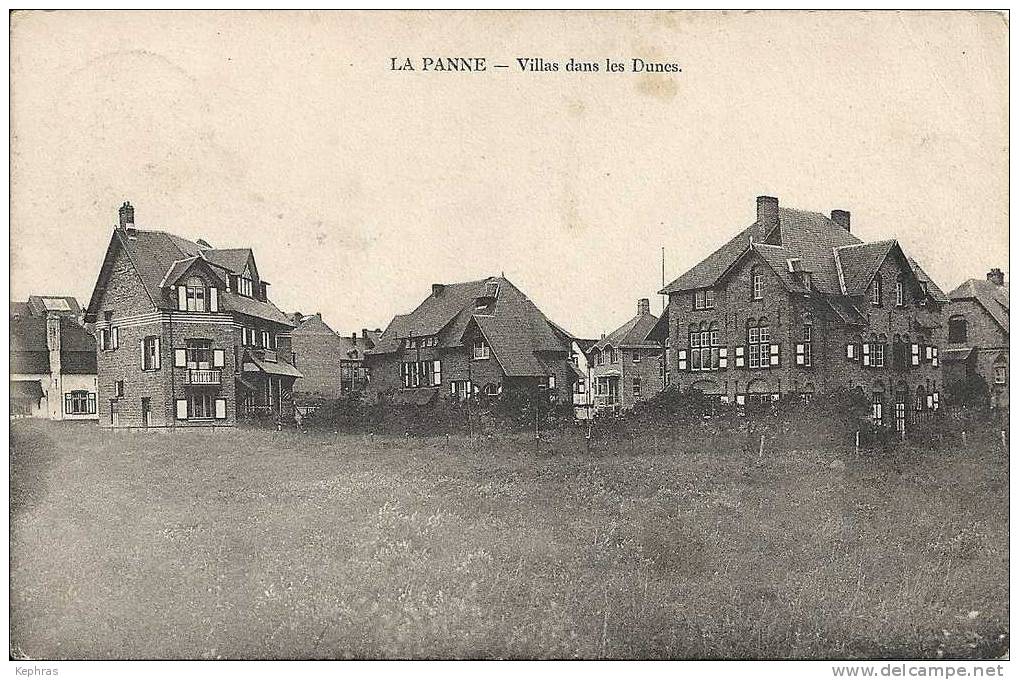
[[735, 346, 745, 368], [174, 348, 187, 368], [769, 344, 780, 366], [911, 343, 920, 366], [846, 343, 854, 360], [933, 392, 940, 410], [140, 339, 146, 370], [215, 398, 227, 420], [177, 286, 187, 311], [932, 347, 939, 367], [213, 349, 225, 368], [796, 344, 805, 365], [719, 347, 728, 369], [153, 338, 161, 370], [112, 327, 119, 349], [926, 346, 933, 360], [64, 393, 71, 415], [176, 399, 188, 420], [736, 395, 746, 406], [862, 343, 870, 366], [209, 287, 218, 312], [677, 349, 687, 371]]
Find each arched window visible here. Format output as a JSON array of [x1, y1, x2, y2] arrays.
[[948, 315, 968, 343], [185, 277, 206, 312], [869, 274, 883, 307], [751, 267, 764, 300]]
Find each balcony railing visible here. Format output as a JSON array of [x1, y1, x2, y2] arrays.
[[186, 369, 222, 385], [256, 349, 278, 363]]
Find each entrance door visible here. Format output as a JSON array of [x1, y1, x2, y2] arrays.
[[141, 398, 151, 427]]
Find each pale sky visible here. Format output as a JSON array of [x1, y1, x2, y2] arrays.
[[10, 11, 1009, 339]]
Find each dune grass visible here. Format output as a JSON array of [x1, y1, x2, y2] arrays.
[[9, 418, 1008, 659]]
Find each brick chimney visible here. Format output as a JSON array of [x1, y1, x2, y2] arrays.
[[637, 298, 650, 316], [830, 209, 851, 232], [756, 195, 779, 228], [987, 268, 1005, 286], [118, 201, 134, 229], [432, 283, 445, 297]]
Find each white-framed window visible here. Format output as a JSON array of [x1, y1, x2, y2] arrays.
[[994, 365, 1007, 385], [748, 321, 771, 369], [847, 342, 857, 360], [632, 349, 641, 363], [632, 377, 641, 397], [677, 349, 688, 371], [114, 380, 124, 398], [752, 269, 764, 300], [484, 383, 500, 397], [431, 360, 442, 386], [547, 375, 556, 389], [64, 390, 96, 415], [896, 280, 904, 307], [869, 275, 882, 307], [911, 343, 920, 366], [871, 393, 884, 426], [931, 346, 939, 368], [261, 330, 270, 349], [694, 289, 715, 310], [184, 277, 206, 312], [142, 336, 160, 371], [575, 378, 585, 394], [189, 392, 214, 419], [400, 361, 421, 388], [237, 276, 254, 298], [472, 338, 490, 360], [872, 341, 885, 368], [689, 323, 722, 371]]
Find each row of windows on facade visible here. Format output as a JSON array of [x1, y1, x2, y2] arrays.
[[122, 336, 229, 372], [399, 359, 556, 392], [100, 326, 277, 355], [64, 390, 96, 415], [172, 275, 261, 313], [690, 271, 923, 310], [592, 347, 652, 366]]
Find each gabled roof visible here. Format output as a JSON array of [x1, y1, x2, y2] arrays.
[[948, 278, 1009, 333], [661, 203, 947, 309], [202, 248, 253, 274], [10, 316, 97, 374], [909, 259, 949, 304], [86, 226, 293, 327], [661, 208, 861, 295], [370, 276, 573, 378], [834, 240, 897, 296], [593, 311, 660, 352]]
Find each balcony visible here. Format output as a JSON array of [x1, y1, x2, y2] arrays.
[[186, 369, 222, 385], [254, 349, 278, 363]]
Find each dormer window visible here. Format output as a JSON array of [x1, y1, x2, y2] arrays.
[[184, 277, 206, 312], [236, 275, 253, 298], [472, 338, 490, 360]]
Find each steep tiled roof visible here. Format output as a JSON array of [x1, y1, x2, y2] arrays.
[[593, 311, 660, 352], [371, 276, 572, 379], [834, 240, 897, 296], [661, 208, 861, 294], [948, 278, 1009, 333], [909, 259, 950, 304], [88, 227, 292, 327], [202, 248, 252, 273], [661, 204, 946, 313], [10, 316, 96, 374]]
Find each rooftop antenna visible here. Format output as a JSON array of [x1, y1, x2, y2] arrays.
[[661, 246, 666, 313]]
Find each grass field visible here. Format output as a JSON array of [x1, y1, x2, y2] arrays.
[[9, 418, 1009, 660]]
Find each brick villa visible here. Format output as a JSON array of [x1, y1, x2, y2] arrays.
[[84, 202, 301, 428], [365, 276, 576, 403], [944, 268, 1009, 409], [588, 299, 665, 413], [654, 195, 949, 431]]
